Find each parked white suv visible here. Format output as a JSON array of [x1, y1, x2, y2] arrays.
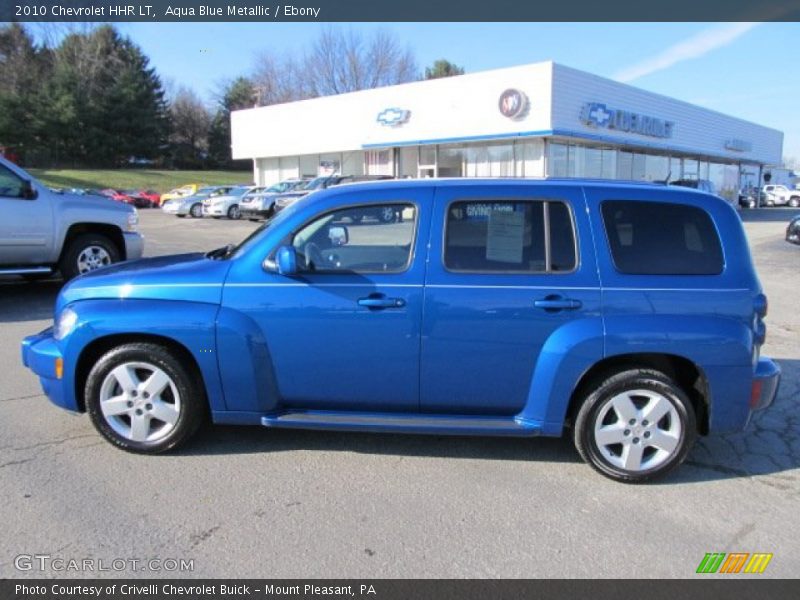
[[0, 157, 143, 280], [763, 184, 800, 207]]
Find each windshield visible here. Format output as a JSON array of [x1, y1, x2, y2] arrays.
[[227, 199, 301, 259], [302, 176, 330, 191]]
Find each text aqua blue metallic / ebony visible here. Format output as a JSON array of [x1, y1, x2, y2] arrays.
[[21, 179, 780, 482]]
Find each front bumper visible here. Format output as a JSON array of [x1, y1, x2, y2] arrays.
[[21, 327, 76, 412], [240, 207, 270, 219], [751, 357, 781, 411], [123, 231, 144, 260]]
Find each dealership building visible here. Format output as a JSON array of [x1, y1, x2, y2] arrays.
[[231, 61, 784, 199]]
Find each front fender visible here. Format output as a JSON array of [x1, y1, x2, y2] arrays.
[[61, 299, 225, 412]]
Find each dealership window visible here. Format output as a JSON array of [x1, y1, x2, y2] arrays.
[[444, 200, 576, 273], [617, 151, 633, 179], [644, 155, 669, 182], [601, 200, 724, 275], [515, 139, 545, 178], [365, 150, 393, 176], [549, 143, 569, 177]]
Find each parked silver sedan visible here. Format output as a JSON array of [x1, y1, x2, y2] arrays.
[[161, 186, 236, 218]]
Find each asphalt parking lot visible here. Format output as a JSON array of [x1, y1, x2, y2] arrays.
[[1, 208, 798, 578]]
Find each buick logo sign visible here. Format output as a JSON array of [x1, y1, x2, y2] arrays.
[[498, 89, 528, 120], [377, 107, 411, 127]]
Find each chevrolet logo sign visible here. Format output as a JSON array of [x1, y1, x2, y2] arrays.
[[376, 108, 411, 127]]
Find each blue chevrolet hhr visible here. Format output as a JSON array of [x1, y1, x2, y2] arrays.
[[22, 179, 780, 482]]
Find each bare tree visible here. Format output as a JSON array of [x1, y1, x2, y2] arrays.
[[302, 27, 418, 97], [169, 86, 211, 160], [251, 51, 309, 106]]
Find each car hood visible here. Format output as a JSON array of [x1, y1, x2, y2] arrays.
[[56, 253, 233, 313]]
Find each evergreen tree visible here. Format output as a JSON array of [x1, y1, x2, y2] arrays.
[[208, 77, 255, 169], [424, 59, 465, 80]]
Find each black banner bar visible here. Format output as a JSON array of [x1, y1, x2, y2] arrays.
[[3, 0, 800, 22], [3, 580, 800, 600]]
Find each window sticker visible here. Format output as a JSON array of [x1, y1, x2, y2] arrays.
[[486, 210, 525, 263]]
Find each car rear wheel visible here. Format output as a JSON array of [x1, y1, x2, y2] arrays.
[[59, 233, 120, 281], [190, 203, 202, 218], [789, 197, 800, 208], [227, 205, 241, 220], [85, 343, 205, 453], [573, 368, 696, 483]]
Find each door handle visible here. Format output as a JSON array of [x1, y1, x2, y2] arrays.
[[534, 296, 582, 311], [358, 295, 406, 309]]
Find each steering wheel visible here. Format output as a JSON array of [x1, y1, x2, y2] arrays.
[[304, 242, 325, 271]]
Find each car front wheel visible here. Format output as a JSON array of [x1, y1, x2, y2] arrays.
[[85, 343, 205, 453], [190, 203, 202, 218], [228, 205, 241, 219], [789, 197, 800, 208], [573, 368, 696, 483], [59, 233, 120, 280]]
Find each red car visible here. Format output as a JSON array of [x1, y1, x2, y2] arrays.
[[126, 189, 161, 208], [99, 188, 134, 203]]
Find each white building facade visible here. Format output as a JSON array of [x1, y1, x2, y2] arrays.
[[231, 62, 783, 200]]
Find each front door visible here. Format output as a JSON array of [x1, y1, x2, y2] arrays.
[[420, 184, 602, 415], [0, 163, 53, 265], [222, 192, 432, 412]]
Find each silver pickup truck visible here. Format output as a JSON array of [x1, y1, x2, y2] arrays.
[[0, 157, 144, 280]]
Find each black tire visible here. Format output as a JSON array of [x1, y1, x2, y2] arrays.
[[227, 204, 241, 220], [573, 368, 697, 483], [85, 343, 206, 454], [190, 203, 202, 218], [177, 214, 186, 218], [59, 233, 120, 281], [789, 197, 800, 208]]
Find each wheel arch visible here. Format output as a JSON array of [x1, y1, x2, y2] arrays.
[[565, 353, 710, 435], [59, 223, 126, 262], [74, 333, 206, 414]]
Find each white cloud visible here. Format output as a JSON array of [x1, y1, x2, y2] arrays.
[[614, 23, 760, 83]]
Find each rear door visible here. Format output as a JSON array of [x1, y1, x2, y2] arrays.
[[420, 184, 601, 415]]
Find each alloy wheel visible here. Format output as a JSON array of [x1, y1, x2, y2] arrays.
[[77, 245, 112, 273], [592, 389, 681, 472], [98, 361, 181, 443]]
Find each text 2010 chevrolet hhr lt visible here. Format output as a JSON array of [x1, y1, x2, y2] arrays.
[[22, 179, 780, 482]]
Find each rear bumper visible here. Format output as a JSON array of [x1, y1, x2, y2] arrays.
[[21, 327, 76, 411], [751, 357, 781, 411]]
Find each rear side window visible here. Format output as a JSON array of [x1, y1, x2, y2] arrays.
[[601, 200, 724, 275], [444, 200, 576, 273]]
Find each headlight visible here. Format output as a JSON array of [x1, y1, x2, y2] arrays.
[[54, 307, 78, 341], [126, 210, 138, 232]]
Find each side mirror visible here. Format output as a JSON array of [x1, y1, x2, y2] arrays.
[[276, 246, 297, 276], [328, 225, 349, 246], [21, 179, 37, 200]]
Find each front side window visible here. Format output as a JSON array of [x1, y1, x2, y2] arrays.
[[292, 204, 417, 273], [601, 200, 724, 275], [0, 164, 26, 198], [444, 200, 577, 273]]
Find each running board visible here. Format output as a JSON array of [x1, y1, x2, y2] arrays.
[[0, 266, 52, 276], [261, 410, 542, 436]]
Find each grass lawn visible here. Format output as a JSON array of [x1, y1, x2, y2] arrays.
[[28, 169, 253, 193]]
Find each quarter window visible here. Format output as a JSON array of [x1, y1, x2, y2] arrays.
[[444, 200, 577, 273], [292, 204, 416, 273], [601, 200, 724, 275]]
